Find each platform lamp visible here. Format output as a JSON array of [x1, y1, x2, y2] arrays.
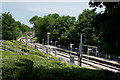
[[47, 32, 50, 45]]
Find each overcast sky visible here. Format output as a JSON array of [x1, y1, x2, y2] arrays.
[[1, 0, 105, 28]]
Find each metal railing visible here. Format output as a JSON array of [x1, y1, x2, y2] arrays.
[[1, 44, 28, 55], [58, 45, 120, 62]]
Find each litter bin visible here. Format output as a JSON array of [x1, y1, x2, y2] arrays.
[[46, 48, 48, 53]]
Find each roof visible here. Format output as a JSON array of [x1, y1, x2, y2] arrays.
[[44, 45, 57, 49]]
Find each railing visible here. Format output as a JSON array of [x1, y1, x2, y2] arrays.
[[19, 38, 120, 72], [58, 45, 120, 63], [1, 44, 28, 55]]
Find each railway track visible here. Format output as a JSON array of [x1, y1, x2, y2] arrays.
[[56, 50, 120, 72], [20, 38, 120, 72]]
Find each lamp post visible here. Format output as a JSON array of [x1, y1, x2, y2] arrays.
[[20, 31, 22, 42], [47, 32, 50, 45], [70, 43, 74, 51], [42, 39, 45, 45], [68, 38, 69, 50], [75, 48, 78, 53], [79, 33, 82, 66], [58, 38, 60, 47], [55, 41, 58, 47], [26, 31, 28, 45], [50, 39, 53, 45]]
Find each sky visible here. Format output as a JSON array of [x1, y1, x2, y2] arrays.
[[1, 0, 105, 28], [1, 0, 90, 2]]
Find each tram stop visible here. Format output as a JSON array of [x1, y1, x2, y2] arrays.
[[44, 45, 57, 55]]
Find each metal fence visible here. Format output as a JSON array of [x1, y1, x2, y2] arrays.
[[58, 45, 120, 62]]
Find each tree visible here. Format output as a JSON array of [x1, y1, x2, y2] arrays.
[[0, 15, 2, 40], [29, 16, 40, 31], [77, 9, 97, 45], [30, 11, 97, 47], [29, 14, 77, 44], [20, 24, 31, 33], [52, 16, 76, 45], [2, 12, 20, 40], [89, 1, 120, 55]]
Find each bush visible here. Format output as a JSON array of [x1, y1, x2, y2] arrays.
[[1, 40, 120, 80]]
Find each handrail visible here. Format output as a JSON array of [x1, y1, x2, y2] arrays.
[[55, 47, 120, 68], [1, 44, 28, 55]]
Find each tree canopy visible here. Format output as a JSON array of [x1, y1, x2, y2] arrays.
[[30, 10, 97, 46], [2, 1, 119, 55], [2, 12, 31, 40], [89, 1, 120, 55], [2, 12, 20, 40]]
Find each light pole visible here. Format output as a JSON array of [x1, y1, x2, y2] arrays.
[[70, 43, 74, 51], [20, 31, 22, 42], [79, 33, 82, 66], [55, 41, 58, 47], [42, 39, 45, 45], [58, 38, 60, 47], [75, 48, 78, 53], [47, 32, 50, 45], [68, 38, 69, 50], [26, 31, 28, 45], [50, 39, 53, 45]]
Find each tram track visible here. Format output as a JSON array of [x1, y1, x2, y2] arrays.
[[20, 38, 120, 72], [57, 51, 120, 72]]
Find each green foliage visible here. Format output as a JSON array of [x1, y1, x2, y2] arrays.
[[2, 12, 20, 40], [1, 40, 120, 80], [2, 12, 31, 40], [30, 13, 77, 45], [77, 9, 97, 45], [30, 10, 97, 47], [89, 2, 120, 55], [0, 16, 2, 40], [16, 21, 31, 33], [29, 2, 120, 55]]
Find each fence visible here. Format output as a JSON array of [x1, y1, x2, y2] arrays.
[[58, 44, 120, 62]]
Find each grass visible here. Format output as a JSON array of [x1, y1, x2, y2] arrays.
[[1, 40, 120, 80]]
